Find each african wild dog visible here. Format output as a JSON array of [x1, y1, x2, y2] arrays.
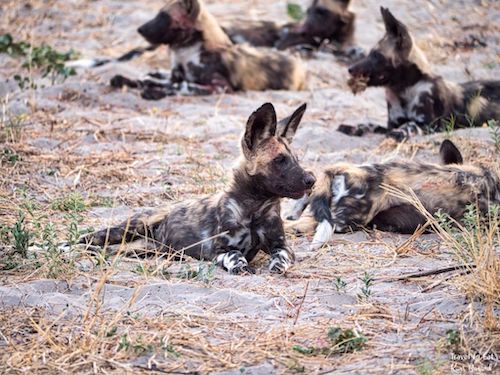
[[81, 103, 316, 274], [339, 7, 500, 141], [109, 0, 306, 100], [276, 0, 355, 53], [66, 1, 355, 70], [286, 140, 500, 249]]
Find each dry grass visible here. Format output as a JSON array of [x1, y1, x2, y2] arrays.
[[382, 185, 500, 365]]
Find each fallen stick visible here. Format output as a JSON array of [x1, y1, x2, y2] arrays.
[[293, 281, 310, 326], [380, 263, 476, 281]]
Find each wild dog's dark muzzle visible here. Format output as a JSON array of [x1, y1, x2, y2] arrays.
[[348, 59, 370, 76], [138, 12, 171, 44]]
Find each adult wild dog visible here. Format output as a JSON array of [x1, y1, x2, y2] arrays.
[[66, 1, 355, 70], [287, 140, 500, 249], [110, 0, 305, 99], [81, 103, 316, 274], [276, 0, 355, 53], [340, 7, 500, 141]]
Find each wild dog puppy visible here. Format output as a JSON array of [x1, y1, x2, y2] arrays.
[[339, 7, 500, 141], [276, 0, 355, 53], [287, 140, 500, 249], [110, 0, 305, 100], [81, 103, 316, 274]]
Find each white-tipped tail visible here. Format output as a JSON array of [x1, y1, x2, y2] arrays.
[[65, 58, 109, 68], [310, 220, 333, 250]]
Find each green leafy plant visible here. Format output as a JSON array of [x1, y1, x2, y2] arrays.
[[442, 114, 456, 138], [11, 212, 30, 258], [357, 272, 373, 301], [287, 3, 305, 21], [446, 329, 462, 347], [334, 276, 347, 292], [117, 334, 154, 354], [292, 327, 367, 356], [0, 33, 77, 87], [51, 192, 86, 212], [1, 147, 20, 163], [178, 262, 216, 284]]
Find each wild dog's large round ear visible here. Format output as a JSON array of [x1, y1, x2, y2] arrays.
[[440, 139, 463, 165], [242, 103, 277, 157], [277, 103, 307, 143], [182, 0, 200, 20], [380, 7, 412, 53]]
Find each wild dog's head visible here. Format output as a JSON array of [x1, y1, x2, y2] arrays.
[[348, 7, 429, 87], [138, 0, 231, 49], [238, 103, 316, 199], [277, 0, 354, 50]]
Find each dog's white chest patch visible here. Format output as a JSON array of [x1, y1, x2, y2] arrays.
[[404, 81, 434, 122], [386, 88, 405, 123], [172, 43, 203, 77]]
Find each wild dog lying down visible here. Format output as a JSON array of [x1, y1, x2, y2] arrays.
[[110, 0, 305, 100], [339, 7, 500, 141], [81, 103, 316, 274], [287, 140, 500, 249], [276, 0, 355, 53]]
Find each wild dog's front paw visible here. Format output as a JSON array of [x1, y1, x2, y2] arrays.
[[141, 88, 170, 100], [387, 129, 407, 142], [338, 123, 387, 137], [388, 122, 423, 142], [268, 249, 294, 274], [110, 75, 133, 89], [216, 250, 250, 275]]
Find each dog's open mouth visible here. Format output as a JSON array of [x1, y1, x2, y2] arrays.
[[347, 74, 369, 94]]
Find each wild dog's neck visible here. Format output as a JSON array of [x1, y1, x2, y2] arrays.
[[196, 6, 232, 50], [387, 45, 434, 93], [227, 169, 280, 210], [386, 62, 428, 93]]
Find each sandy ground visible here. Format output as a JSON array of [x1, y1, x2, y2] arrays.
[[0, 0, 499, 374]]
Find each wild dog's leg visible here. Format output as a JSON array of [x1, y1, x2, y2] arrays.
[[369, 204, 426, 233], [337, 123, 388, 137], [184, 62, 233, 95], [386, 121, 425, 142], [386, 90, 437, 141], [285, 193, 310, 220], [215, 250, 250, 275], [110, 74, 177, 99], [255, 216, 295, 273]]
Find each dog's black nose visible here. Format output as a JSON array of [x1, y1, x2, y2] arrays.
[[137, 26, 145, 36], [303, 173, 316, 188], [347, 66, 354, 74]]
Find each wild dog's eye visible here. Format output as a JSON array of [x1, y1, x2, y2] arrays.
[[273, 155, 288, 165], [313, 7, 329, 17], [369, 50, 385, 63]]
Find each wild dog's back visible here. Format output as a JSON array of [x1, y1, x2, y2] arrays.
[[222, 45, 306, 91]]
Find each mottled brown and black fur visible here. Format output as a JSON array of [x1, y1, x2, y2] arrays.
[[287, 140, 500, 249], [276, 0, 355, 52], [81, 103, 316, 274], [340, 7, 500, 141], [110, 0, 305, 99]]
